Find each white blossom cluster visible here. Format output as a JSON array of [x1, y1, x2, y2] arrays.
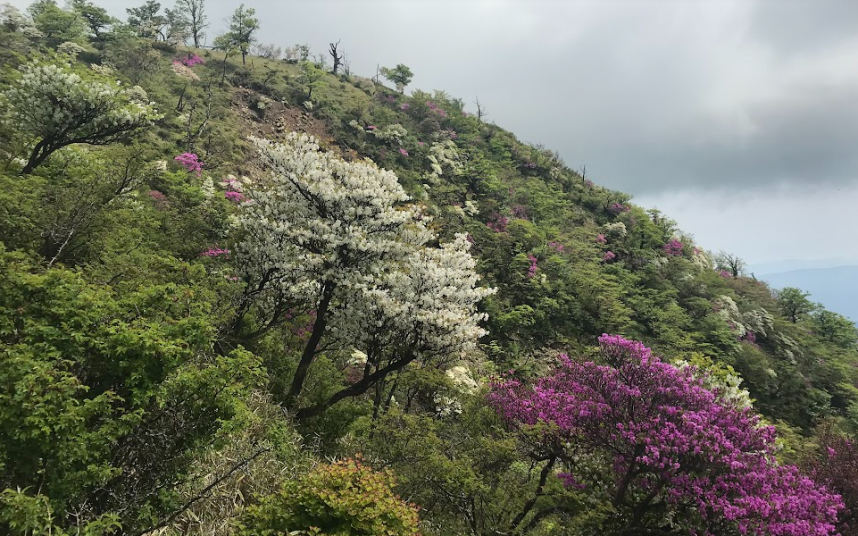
[[602, 221, 627, 240], [675, 359, 754, 410], [238, 133, 495, 369], [371, 123, 408, 145], [446, 366, 479, 394], [714, 295, 747, 337], [1, 3, 40, 37], [426, 140, 462, 183], [57, 41, 85, 58], [435, 365, 481, 416], [1, 58, 160, 152], [691, 247, 712, 270]]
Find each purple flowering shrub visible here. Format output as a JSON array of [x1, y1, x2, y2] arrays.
[[802, 422, 858, 535], [200, 246, 229, 257], [177, 54, 205, 67], [486, 213, 509, 233], [663, 238, 684, 256], [174, 152, 203, 175], [526, 254, 537, 278], [488, 335, 843, 536], [608, 202, 630, 215], [225, 191, 245, 203], [511, 204, 528, 219]]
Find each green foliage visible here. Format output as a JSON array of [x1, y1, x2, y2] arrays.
[[238, 458, 420, 536], [381, 64, 413, 93], [1, 12, 857, 535], [777, 287, 817, 323], [69, 0, 115, 40], [222, 4, 258, 65], [0, 247, 264, 533], [125, 0, 163, 39], [29, 1, 87, 45]]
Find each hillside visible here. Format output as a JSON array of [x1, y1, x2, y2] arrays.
[[1, 3, 858, 536]]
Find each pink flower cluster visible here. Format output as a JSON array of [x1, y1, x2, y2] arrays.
[[400, 103, 410, 110], [177, 54, 205, 67], [608, 202, 630, 215], [602, 251, 616, 262], [174, 152, 203, 175], [663, 238, 684, 256], [223, 176, 247, 203], [511, 204, 528, 219], [426, 101, 448, 118], [399, 148, 409, 157], [200, 246, 229, 257], [719, 270, 733, 278], [290, 309, 317, 339], [486, 213, 508, 233], [548, 241, 565, 253], [526, 254, 538, 278], [225, 191, 245, 203], [488, 335, 843, 536], [595, 234, 607, 244]]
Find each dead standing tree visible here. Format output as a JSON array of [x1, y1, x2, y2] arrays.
[[329, 39, 344, 75]]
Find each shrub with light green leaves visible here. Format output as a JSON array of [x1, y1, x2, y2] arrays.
[[238, 457, 420, 536]]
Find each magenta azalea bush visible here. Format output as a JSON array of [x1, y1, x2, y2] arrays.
[[176, 54, 205, 67], [488, 335, 843, 536], [663, 238, 684, 256], [174, 152, 203, 175], [225, 191, 245, 203], [609, 202, 630, 215]]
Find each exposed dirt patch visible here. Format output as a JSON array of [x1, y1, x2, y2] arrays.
[[231, 88, 334, 143]]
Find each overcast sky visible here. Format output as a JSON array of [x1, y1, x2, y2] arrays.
[[15, 0, 858, 263]]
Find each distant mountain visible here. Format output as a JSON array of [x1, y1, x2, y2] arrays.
[[758, 265, 858, 321], [748, 259, 858, 276]]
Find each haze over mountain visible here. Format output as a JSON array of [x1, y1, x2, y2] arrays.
[[757, 265, 858, 321]]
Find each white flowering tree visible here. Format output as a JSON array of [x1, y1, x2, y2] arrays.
[[0, 55, 160, 174], [298, 234, 495, 418], [237, 133, 493, 415]]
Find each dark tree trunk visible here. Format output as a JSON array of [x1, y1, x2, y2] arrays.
[[284, 282, 335, 410]]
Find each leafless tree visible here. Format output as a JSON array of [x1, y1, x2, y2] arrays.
[[715, 251, 746, 277], [474, 96, 487, 122], [342, 53, 351, 77], [329, 39, 344, 75]]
